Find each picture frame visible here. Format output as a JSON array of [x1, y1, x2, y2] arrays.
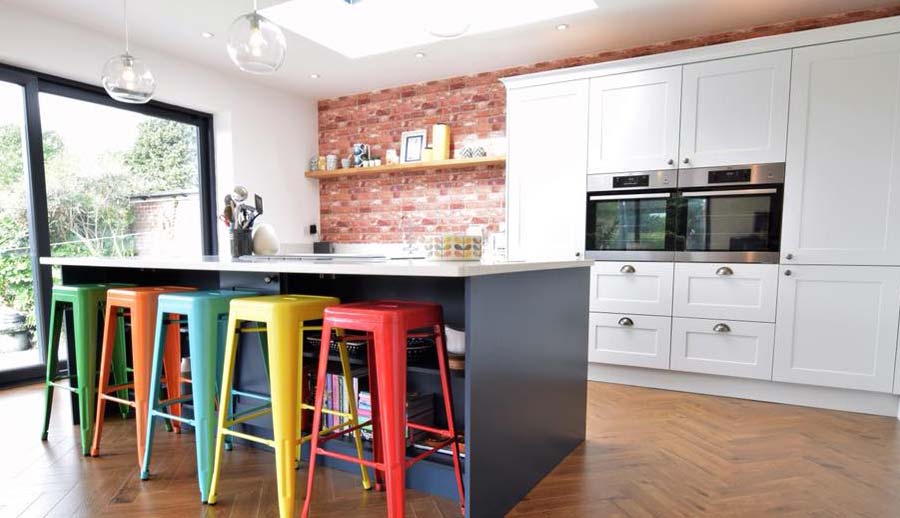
[[400, 129, 427, 163]]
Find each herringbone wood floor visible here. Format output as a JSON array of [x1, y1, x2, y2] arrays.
[[3, 382, 900, 517]]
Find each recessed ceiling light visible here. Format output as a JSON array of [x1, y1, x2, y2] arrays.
[[310, 73, 321, 79], [262, 0, 596, 58], [414, 51, 426, 59], [556, 23, 569, 31], [201, 31, 215, 38]]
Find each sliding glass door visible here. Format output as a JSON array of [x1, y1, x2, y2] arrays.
[[0, 63, 216, 385], [0, 81, 41, 374]]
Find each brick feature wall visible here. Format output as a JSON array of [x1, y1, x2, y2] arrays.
[[318, 5, 900, 243]]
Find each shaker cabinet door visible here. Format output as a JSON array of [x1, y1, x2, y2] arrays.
[[589, 313, 672, 369], [781, 34, 900, 266], [679, 50, 790, 167], [507, 80, 589, 260], [588, 67, 682, 174], [773, 265, 900, 393]]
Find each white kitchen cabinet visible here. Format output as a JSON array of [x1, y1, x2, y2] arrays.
[[589, 313, 672, 369], [781, 34, 900, 266], [589, 261, 674, 316], [671, 317, 775, 380], [506, 80, 588, 261], [679, 51, 790, 167], [588, 67, 682, 174], [773, 265, 900, 393], [673, 263, 778, 322]]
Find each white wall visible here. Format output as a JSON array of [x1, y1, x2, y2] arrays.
[[0, 3, 320, 252]]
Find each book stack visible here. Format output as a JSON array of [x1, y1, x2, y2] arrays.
[[321, 373, 360, 430], [357, 391, 435, 446]]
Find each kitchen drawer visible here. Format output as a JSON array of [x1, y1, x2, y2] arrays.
[[588, 312, 671, 369], [589, 261, 674, 316], [671, 317, 775, 380], [673, 263, 778, 322]]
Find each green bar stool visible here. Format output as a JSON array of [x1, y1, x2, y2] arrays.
[[140, 289, 263, 503], [41, 283, 132, 455]]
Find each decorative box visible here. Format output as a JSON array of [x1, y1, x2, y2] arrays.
[[423, 234, 483, 261]]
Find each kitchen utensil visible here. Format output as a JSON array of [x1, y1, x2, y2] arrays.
[[232, 185, 248, 203], [254, 194, 263, 215]]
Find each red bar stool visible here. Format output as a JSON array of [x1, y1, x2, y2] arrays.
[[301, 300, 465, 518]]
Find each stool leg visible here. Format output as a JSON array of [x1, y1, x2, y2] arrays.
[[301, 321, 334, 518], [72, 297, 100, 457], [111, 311, 131, 419], [40, 298, 63, 441], [216, 319, 233, 452], [295, 325, 305, 469], [373, 327, 409, 518], [91, 304, 119, 457], [365, 332, 385, 492], [269, 316, 301, 518], [337, 331, 372, 490], [162, 314, 183, 433], [131, 304, 156, 466], [208, 316, 240, 506], [187, 311, 219, 503], [141, 309, 170, 481], [434, 324, 465, 513]]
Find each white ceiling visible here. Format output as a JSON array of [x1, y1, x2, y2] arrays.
[[3, 0, 898, 99]]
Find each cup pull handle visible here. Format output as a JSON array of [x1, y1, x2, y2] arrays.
[[716, 266, 734, 276], [713, 323, 731, 333], [620, 265, 636, 274], [618, 317, 634, 327]]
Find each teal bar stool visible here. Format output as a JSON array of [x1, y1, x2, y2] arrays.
[[140, 289, 267, 503], [41, 283, 133, 455]]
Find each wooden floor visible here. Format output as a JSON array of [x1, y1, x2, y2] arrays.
[[3, 382, 900, 517]]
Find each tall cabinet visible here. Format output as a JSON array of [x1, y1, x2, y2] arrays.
[[780, 34, 900, 267], [506, 80, 589, 261]]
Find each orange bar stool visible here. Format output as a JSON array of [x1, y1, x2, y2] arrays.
[[301, 300, 465, 518], [90, 286, 195, 466]]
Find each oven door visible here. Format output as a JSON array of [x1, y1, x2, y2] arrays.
[[585, 191, 677, 260], [675, 187, 782, 263]]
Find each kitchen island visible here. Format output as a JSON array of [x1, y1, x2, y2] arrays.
[[39, 255, 590, 517]]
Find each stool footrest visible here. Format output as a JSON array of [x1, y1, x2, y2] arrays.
[[407, 422, 454, 437], [150, 410, 193, 426], [155, 394, 194, 408], [227, 404, 273, 425], [314, 447, 381, 470], [406, 436, 457, 468], [48, 381, 79, 393], [231, 389, 271, 402], [221, 428, 274, 447], [99, 394, 135, 407]]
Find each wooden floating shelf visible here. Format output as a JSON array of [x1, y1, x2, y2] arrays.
[[304, 156, 506, 179]]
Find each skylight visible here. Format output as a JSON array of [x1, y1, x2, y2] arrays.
[[261, 0, 597, 59]]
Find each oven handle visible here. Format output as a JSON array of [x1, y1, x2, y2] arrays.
[[681, 188, 778, 198], [589, 193, 672, 201]]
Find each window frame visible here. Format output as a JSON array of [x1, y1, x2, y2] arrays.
[[0, 61, 217, 386]]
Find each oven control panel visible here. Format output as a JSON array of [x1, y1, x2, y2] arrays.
[[708, 168, 751, 184]]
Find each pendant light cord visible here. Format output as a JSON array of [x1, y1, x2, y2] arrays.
[[253, 0, 259, 13], [123, 0, 130, 54]]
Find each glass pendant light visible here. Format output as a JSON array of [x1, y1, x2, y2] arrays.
[[101, 0, 155, 104], [227, 0, 287, 75]]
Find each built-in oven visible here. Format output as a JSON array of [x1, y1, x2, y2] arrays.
[[585, 170, 678, 261], [675, 163, 785, 263]]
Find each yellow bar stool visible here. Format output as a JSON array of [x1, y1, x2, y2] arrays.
[[207, 295, 371, 518]]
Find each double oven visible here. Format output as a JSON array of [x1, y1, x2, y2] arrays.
[[585, 163, 785, 263]]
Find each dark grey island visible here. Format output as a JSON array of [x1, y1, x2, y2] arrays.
[[39, 255, 590, 517]]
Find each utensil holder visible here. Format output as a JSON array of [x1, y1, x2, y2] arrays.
[[230, 228, 253, 257]]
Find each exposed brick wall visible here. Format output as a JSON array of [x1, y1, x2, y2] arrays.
[[318, 5, 900, 244]]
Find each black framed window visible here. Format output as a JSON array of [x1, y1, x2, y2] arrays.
[[0, 62, 216, 385]]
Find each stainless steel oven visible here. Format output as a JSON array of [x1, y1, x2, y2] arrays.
[[585, 170, 677, 261], [675, 163, 785, 263]]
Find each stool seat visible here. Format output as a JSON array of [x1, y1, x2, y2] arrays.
[[229, 294, 339, 321], [323, 300, 442, 330]]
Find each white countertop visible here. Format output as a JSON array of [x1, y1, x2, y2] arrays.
[[39, 255, 590, 278]]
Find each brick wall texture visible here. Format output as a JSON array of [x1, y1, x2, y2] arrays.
[[317, 5, 900, 243]]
